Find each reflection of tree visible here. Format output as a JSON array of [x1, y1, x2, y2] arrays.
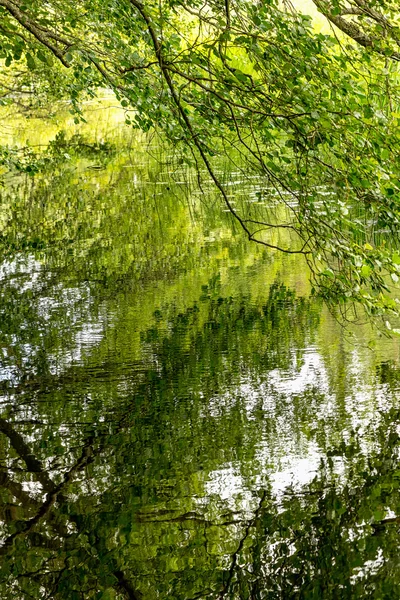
[[220, 409, 400, 599], [0, 281, 322, 599], [1, 272, 399, 597], [4, 401, 400, 599], [0, 416, 142, 599], [2, 158, 393, 597]]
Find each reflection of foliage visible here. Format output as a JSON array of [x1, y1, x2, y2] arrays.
[[0, 144, 50, 175], [0, 117, 399, 598], [1, 300, 400, 598], [0, 214, 397, 598], [47, 130, 116, 160], [224, 409, 400, 599], [148, 282, 319, 397], [0, 129, 117, 179], [0, 274, 323, 599]]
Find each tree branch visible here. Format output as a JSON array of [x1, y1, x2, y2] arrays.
[[128, 0, 310, 255], [0, 0, 72, 67], [312, 0, 400, 60]]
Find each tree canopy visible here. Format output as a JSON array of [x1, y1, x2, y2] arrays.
[[1, 0, 400, 323]]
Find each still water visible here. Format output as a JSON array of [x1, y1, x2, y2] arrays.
[[1, 106, 400, 599]]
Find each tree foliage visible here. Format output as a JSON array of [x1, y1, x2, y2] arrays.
[[1, 0, 400, 321]]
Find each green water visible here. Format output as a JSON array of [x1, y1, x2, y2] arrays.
[[1, 107, 400, 599]]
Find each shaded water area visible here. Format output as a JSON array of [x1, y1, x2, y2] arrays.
[[1, 106, 400, 599]]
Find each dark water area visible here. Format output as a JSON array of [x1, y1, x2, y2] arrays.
[[1, 109, 400, 599]]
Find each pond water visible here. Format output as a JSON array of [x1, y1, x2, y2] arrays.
[[1, 106, 400, 599]]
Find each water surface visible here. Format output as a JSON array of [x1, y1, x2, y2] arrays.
[[1, 108, 400, 599]]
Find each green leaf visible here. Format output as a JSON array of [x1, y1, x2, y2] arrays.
[[26, 53, 36, 70], [363, 106, 374, 119], [322, 268, 335, 279], [360, 265, 371, 278], [37, 50, 48, 63]]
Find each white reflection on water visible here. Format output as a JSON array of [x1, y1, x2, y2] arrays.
[[204, 344, 394, 509]]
